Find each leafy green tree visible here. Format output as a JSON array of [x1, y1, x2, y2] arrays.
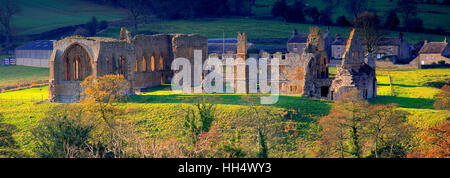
[[0, 0, 20, 48], [32, 105, 94, 158]]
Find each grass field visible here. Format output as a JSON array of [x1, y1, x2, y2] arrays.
[[99, 18, 449, 44], [0, 67, 448, 157], [0, 66, 49, 86], [12, 0, 127, 35]]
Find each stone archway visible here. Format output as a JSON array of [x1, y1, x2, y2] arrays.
[[63, 43, 92, 81]]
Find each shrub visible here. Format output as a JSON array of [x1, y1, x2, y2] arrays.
[[32, 104, 95, 158], [433, 85, 450, 110]]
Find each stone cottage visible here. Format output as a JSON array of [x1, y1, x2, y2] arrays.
[[332, 33, 411, 63], [286, 28, 333, 59], [417, 38, 450, 65]]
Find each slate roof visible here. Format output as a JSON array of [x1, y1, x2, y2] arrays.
[[419, 42, 448, 54], [16, 40, 53, 50], [207, 43, 237, 54], [208, 38, 238, 44], [287, 33, 309, 43], [332, 37, 349, 45], [376, 37, 401, 46]]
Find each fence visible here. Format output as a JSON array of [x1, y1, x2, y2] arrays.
[[0, 95, 47, 103], [1, 58, 16, 66]]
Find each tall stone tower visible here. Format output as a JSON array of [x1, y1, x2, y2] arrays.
[[303, 27, 329, 79], [341, 29, 365, 69], [237, 32, 247, 60]]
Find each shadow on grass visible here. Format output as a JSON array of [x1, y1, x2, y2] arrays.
[[377, 83, 418, 88], [126, 93, 332, 120], [369, 96, 435, 109]]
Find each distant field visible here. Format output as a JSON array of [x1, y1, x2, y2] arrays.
[[99, 18, 449, 44], [12, 0, 127, 35], [0, 86, 48, 101], [0, 66, 49, 86]]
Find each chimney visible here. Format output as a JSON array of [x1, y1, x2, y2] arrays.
[[424, 40, 428, 44], [444, 37, 447, 43], [293, 29, 298, 36], [399, 32, 404, 41]]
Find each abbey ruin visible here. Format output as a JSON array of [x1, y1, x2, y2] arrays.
[[49, 27, 376, 103]]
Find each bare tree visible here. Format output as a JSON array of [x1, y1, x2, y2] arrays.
[[0, 0, 20, 48], [119, 0, 147, 35], [353, 11, 384, 55]]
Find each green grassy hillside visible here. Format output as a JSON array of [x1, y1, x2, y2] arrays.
[[99, 18, 449, 44], [0, 66, 49, 86], [11, 0, 127, 35]]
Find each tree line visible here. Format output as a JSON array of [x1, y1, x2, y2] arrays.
[[271, 0, 448, 35]]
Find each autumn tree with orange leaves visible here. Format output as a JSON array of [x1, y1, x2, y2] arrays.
[[80, 74, 129, 156], [434, 85, 450, 110], [408, 121, 450, 158], [316, 90, 371, 158], [316, 90, 413, 158]]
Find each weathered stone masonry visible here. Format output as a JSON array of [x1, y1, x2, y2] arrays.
[[49, 28, 207, 102], [49, 27, 376, 102]]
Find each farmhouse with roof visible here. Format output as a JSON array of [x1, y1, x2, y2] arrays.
[[417, 38, 450, 65], [331, 33, 411, 63], [15, 40, 54, 67], [286, 28, 333, 59]]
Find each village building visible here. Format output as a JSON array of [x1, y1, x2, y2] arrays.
[[207, 38, 255, 54], [331, 33, 348, 59], [332, 33, 411, 63], [417, 38, 450, 65], [15, 40, 54, 67], [286, 28, 333, 59]]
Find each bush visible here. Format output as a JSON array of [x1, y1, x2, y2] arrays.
[[433, 85, 450, 110], [438, 60, 446, 65], [32, 105, 95, 158]]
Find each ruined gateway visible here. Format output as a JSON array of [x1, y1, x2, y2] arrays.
[[49, 27, 376, 103]]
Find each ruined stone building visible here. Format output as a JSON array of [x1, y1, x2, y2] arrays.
[[209, 27, 376, 100], [281, 27, 375, 99], [49, 28, 207, 102], [49, 26, 375, 102]]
